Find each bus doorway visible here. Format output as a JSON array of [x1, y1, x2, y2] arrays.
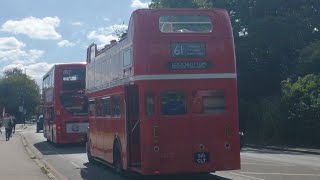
[[125, 85, 141, 167]]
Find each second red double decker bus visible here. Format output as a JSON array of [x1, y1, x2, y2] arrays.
[[86, 8, 240, 175], [42, 64, 89, 144]]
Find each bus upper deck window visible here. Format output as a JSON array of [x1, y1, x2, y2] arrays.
[[159, 15, 212, 33]]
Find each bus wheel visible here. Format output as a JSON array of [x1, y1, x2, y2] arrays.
[[51, 131, 54, 143], [113, 147, 123, 174], [86, 142, 95, 163], [46, 132, 50, 142]]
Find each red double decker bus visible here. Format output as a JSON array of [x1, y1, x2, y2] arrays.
[[42, 64, 89, 144], [86, 8, 240, 175]]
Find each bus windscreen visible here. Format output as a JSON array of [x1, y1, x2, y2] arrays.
[[62, 69, 85, 90]]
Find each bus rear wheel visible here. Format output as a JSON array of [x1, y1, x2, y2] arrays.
[[86, 142, 95, 163], [51, 131, 54, 143], [113, 147, 123, 174]]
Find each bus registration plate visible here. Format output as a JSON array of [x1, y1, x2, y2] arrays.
[[194, 152, 210, 164]]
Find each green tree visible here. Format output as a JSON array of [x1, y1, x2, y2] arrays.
[[150, 0, 197, 8], [281, 74, 320, 146], [0, 68, 41, 122]]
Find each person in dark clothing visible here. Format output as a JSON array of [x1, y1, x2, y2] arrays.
[[3, 116, 13, 141], [0, 120, 2, 134], [12, 116, 16, 134]]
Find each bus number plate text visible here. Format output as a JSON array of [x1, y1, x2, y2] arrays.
[[194, 152, 210, 164]]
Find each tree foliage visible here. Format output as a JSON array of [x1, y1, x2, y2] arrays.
[[150, 0, 198, 8], [0, 68, 41, 122], [281, 74, 320, 146]]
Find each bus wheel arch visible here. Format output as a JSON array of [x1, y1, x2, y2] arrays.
[[113, 137, 123, 174]]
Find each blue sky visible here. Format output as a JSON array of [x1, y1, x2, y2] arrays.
[[0, 0, 150, 84]]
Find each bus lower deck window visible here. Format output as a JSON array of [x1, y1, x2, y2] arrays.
[[103, 97, 111, 117], [112, 96, 121, 118], [145, 93, 155, 116], [161, 91, 186, 115], [193, 90, 226, 114]]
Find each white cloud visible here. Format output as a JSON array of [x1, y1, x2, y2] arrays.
[[1, 16, 62, 40], [57, 40, 76, 47], [131, 0, 150, 9], [111, 24, 128, 31], [87, 31, 116, 48], [24, 62, 54, 79], [87, 24, 128, 47], [0, 37, 44, 63], [0, 37, 25, 50], [103, 17, 110, 22], [71, 21, 83, 26], [2, 62, 54, 84]]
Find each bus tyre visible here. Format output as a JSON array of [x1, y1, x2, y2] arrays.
[[114, 148, 123, 174], [51, 131, 54, 143], [46, 133, 50, 142], [86, 142, 95, 163]]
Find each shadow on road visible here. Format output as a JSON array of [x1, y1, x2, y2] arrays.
[[80, 162, 231, 180], [33, 141, 86, 155]]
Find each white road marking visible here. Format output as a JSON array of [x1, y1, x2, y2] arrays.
[[242, 156, 295, 166], [69, 161, 80, 168], [241, 172, 320, 177], [311, 167, 320, 171], [242, 162, 292, 167], [228, 172, 265, 180]]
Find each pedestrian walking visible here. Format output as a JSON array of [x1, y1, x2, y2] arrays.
[[0, 120, 2, 134], [3, 115, 13, 141], [12, 116, 16, 134]]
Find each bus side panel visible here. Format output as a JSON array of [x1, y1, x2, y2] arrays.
[[87, 88, 129, 170]]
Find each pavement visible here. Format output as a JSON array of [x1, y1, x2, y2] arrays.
[[0, 125, 49, 180]]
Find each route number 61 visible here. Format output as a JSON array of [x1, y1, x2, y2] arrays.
[[173, 45, 184, 56]]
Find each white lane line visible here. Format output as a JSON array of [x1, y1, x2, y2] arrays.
[[242, 162, 292, 167], [241, 157, 295, 166], [312, 167, 320, 171], [241, 172, 320, 177], [70, 161, 80, 168], [228, 172, 265, 180]]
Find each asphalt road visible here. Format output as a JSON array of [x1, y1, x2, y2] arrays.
[[22, 124, 320, 180]]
